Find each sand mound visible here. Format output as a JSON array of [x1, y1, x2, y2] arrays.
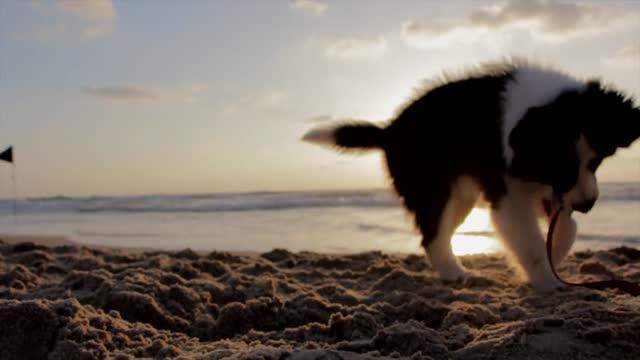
[[1, 240, 639, 359]]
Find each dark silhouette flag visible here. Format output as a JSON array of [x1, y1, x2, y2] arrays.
[[0, 146, 12, 163]]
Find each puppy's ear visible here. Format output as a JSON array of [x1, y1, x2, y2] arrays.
[[582, 81, 640, 154]]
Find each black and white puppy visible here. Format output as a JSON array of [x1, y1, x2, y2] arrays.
[[303, 60, 640, 291]]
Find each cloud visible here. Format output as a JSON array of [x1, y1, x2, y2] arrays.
[[221, 90, 290, 116], [84, 83, 207, 103], [290, 0, 327, 17], [56, 0, 115, 21], [325, 35, 388, 61], [56, 0, 116, 38], [84, 86, 158, 101], [258, 90, 289, 108], [305, 34, 389, 61], [25, 0, 116, 40], [176, 83, 208, 104], [603, 44, 640, 68], [307, 115, 334, 123], [402, 0, 640, 49]]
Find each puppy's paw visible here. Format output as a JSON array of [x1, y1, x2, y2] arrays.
[[438, 266, 470, 282], [529, 276, 566, 292]]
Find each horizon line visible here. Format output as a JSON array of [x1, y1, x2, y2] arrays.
[[1, 180, 639, 201]]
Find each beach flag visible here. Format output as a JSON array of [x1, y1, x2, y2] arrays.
[[0, 146, 12, 163], [1, 146, 18, 222]]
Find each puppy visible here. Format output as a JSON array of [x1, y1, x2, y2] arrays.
[[303, 60, 640, 291]]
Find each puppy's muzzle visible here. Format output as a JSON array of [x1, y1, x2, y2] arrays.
[[572, 199, 596, 213]]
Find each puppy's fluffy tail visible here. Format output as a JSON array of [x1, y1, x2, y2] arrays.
[[302, 122, 385, 151]]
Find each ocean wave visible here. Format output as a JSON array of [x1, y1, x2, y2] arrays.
[[1, 182, 637, 215], [0, 190, 401, 214]]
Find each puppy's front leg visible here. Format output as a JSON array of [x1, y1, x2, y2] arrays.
[[491, 191, 564, 291]]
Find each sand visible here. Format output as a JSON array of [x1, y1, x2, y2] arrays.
[[0, 236, 639, 359]]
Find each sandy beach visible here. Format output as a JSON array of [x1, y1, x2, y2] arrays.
[[0, 235, 638, 359]]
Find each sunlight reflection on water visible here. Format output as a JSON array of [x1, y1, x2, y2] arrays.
[[452, 208, 502, 255]]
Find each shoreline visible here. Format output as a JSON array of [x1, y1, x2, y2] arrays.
[[0, 233, 161, 255], [0, 233, 263, 257]]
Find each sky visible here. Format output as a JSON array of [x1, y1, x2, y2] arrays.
[[0, 0, 639, 197]]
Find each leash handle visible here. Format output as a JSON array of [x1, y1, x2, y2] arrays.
[[546, 208, 640, 296]]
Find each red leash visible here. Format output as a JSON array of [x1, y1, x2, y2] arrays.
[[546, 209, 640, 296]]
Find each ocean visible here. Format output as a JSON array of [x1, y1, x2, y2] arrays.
[[1, 182, 638, 255]]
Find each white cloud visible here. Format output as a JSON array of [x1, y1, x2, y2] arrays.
[[25, 0, 117, 40], [56, 0, 116, 38], [603, 44, 640, 68], [258, 90, 289, 108], [221, 103, 241, 117], [84, 83, 207, 103], [307, 115, 334, 123], [403, 0, 640, 49], [221, 90, 290, 116], [57, 0, 115, 22], [305, 34, 389, 61], [325, 35, 388, 61], [290, 0, 327, 17]]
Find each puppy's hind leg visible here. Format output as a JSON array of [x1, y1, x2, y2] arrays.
[[415, 183, 472, 281], [451, 176, 481, 229]]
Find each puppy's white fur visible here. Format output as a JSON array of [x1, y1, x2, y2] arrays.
[[425, 176, 479, 280], [302, 127, 337, 146], [491, 177, 565, 290], [502, 67, 586, 164]]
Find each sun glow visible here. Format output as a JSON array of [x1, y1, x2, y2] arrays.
[[451, 208, 502, 255]]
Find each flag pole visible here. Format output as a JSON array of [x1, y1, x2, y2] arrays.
[[0, 145, 16, 222], [11, 162, 17, 224]]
